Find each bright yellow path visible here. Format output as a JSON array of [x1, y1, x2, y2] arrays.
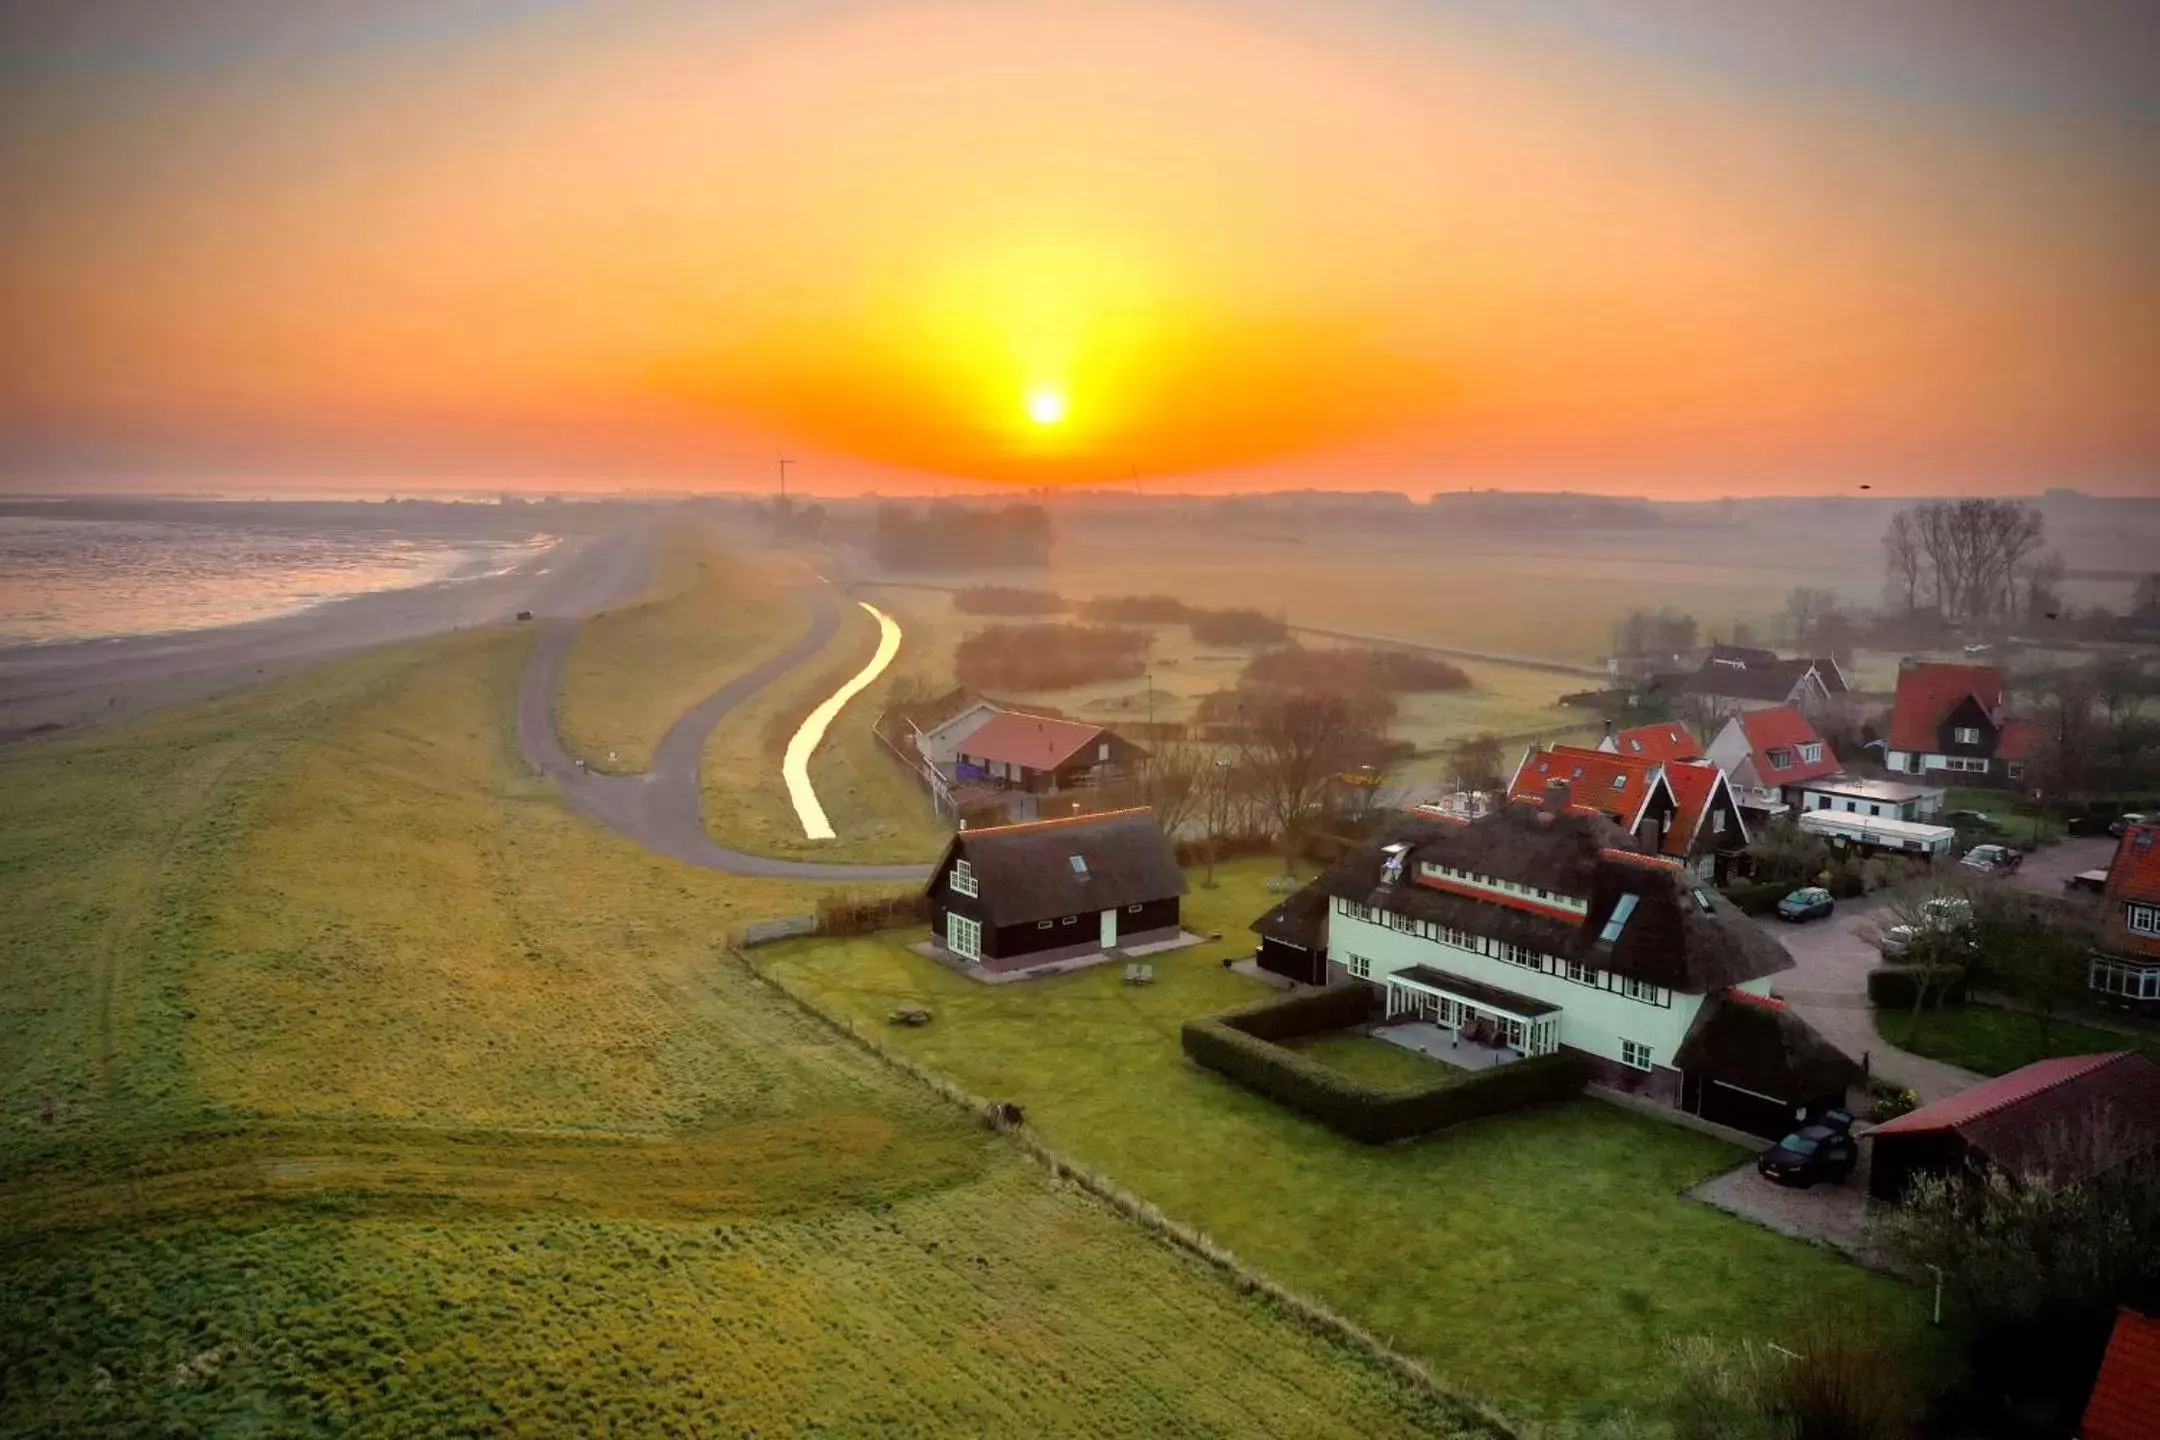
[[783, 600, 903, 840]]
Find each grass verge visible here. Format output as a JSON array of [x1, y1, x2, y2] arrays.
[[1885, 1001, 2160, 1077]]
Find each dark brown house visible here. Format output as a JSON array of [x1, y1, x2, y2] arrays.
[[953, 712, 1145, 795], [926, 807, 1185, 972]]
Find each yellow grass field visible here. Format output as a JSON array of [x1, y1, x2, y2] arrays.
[[555, 529, 814, 773], [0, 627, 1498, 1437]]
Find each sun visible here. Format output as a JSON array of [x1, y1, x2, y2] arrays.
[[1026, 389, 1067, 426]]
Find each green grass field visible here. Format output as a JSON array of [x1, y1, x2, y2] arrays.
[[1284, 1033, 1457, 1091], [1885, 1002, 2160, 1077], [0, 630, 1494, 1438], [556, 530, 814, 773], [699, 596, 955, 865], [760, 860, 1945, 1430]]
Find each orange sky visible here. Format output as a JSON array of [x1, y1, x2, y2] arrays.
[[3, 0, 2157, 496]]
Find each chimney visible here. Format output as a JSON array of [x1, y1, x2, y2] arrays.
[[1542, 779, 1573, 816], [1602, 719, 1614, 743]]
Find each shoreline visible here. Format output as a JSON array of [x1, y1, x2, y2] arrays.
[[0, 524, 653, 744]]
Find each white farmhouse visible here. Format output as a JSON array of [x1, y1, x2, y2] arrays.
[[1252, 796, 1859, 1136]]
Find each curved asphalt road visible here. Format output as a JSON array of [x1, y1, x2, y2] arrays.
[[516, 536, 934, 883]]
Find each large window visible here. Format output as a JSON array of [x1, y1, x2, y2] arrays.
[[1622, 977, 1665, 1005], [1389, 910, 1416, 933], [1943, 756, 1989, 773], [1620, 1039, 1653, 1071], [2127, 903, 2160, 938], [1800, 742, 1824, 764], [947, 913, 983, 961], [1765, 747, 1795, 771], [1953, 726, 1981, 744], [1344, 952, 1373, 980], [1562, 959, 1596, 985], [949, 859, 978, 897], [2090, 958, 2160, 1000]]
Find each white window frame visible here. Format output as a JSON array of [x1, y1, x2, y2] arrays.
[[1800, 742, 1823, 764], [1562, 959, 1596, 985], [1953, 726, 1981, 745], [1620, 1039, 1653, 1071], [1344, 952, 1372, 980], [947, 912, 983, 961], [1622, 977, 1664, 1005], [2128, 903, 2160, 938], [949, 859, 978, 897], [1944, 756, 1988, 773]]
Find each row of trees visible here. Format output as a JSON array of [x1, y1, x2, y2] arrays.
[[872, 502, 1053, 571], [1881, 498, 2059, 628], [2015, 658, 2160, 802]]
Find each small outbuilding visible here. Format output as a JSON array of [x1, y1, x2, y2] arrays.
[[1866, 1051, 2160, 1202], [926, 807, 1186, 972]]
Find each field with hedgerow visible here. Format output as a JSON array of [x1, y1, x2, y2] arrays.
[[0, 627, 1495, 1437]]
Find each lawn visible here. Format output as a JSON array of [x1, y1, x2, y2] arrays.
[[0, 628, 1492, 1438], [700, 595, 954, 865], [555, 527, 814, 772], [1940, 787, 2066, 847], [1884, 1001, 2160, 1077], [1285, 1032, 1458, 1091], [759, 860, 1943, 1431]]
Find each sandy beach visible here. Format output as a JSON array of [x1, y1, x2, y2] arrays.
[[0, 523, 652, 743]]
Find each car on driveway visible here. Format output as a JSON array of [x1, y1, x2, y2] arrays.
[[1777, 887, 1836, 922], [1877, 896, 1975, 958], [1960, 843, 2023, 874], [1757, 1121, 1859, 1188]]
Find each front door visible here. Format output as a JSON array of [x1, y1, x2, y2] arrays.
[[1100, 908, 1118, 950], [948, 912, 982, 962]]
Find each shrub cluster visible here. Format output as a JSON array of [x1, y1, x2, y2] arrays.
[[1864, 964, 1970, 1009], [954, 623, 1151, 691], [1241, 644, 1470, 694], [1076, 594, 1195, 624], [953, 585, 1067, 616], [1181, 988, 1591, 1143], [1718, 879, 1789, 916], [815, 889, 930, 937], [1188, 608, 1290, 646]]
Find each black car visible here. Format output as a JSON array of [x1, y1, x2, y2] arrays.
[[1756, 1122, 1858, 1188]]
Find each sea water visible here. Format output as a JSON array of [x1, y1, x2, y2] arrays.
[[0, 515, 554, 645]]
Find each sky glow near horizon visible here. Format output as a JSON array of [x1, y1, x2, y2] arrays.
[[2, 0, 2157, 497]]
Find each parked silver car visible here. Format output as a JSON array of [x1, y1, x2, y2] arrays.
[[1877, 896, 1975, 959]]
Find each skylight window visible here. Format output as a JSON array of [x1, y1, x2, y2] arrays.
[[1599, 893, 1639, 943], [1690, 887, 1715, 914], [1068, 855, 1089, 878], [1611, 774, 1627, 789]]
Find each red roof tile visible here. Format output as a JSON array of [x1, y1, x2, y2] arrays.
[[958, 711, 1108, 772], [2081, 1308, 2160, 1440], [1661, 759, 1731, 857], [2109, 825, 2160, 906], [1610, 723, 1702, 764], [1509, 745, 1666, 827], [1736, 706, 1842, 784], [1872, 1053, 2160, 1181], [1888, 663, 2005, 753]]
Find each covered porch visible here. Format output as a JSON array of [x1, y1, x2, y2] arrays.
[[1376, 964, 1563, 1070]]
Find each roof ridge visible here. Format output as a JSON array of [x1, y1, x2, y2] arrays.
[[1598, 846, 1684, 871], [960, 805, 1154, 839], [1926, 1051, 2134, 1132]]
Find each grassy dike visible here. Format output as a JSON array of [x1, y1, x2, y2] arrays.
[[701, 597, 954, 867], [0, 627, 1494, 1438], [555, 530, 814, 774]]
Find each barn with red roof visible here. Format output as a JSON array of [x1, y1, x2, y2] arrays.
[[1866, 1051, 2160, 1201], [1883, 660, 2033, 786]]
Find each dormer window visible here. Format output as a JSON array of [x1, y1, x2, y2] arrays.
[[2128, 902, 2160, 938], [1766, 747, 1795, 770], [950, 859, 979, 897], [1627, 739, 1642, 752], [1610, 774, 1627, 790], [1953, 726, 1981, 745], [1799, 742, 1823, 764]]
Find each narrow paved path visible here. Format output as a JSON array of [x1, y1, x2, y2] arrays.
[[783, 601, 903, 840], [517, 573, 933, 883]]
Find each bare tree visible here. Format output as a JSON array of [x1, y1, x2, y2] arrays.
[[1104, 736, 1210, 838], [1898, 499, 2047, 626], [2015, 667, 2103, 801], [1445, 732, 1505, 793], [1782, 586, 1838, 647], [1237, 691, 1388, 872], [1882, 508, 1926, 615], [1863, 875, 1984, 1029], [2021, 549, 2068, 627], [1195, 754, 1242, 888]]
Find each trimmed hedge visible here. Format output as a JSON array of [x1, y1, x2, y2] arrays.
[[1720, 880, 1789, 916], [1865, 964, 1970, 1009], [1181, 988, 1592, 1144]]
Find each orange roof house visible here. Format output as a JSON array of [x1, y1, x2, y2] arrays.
[[2092, 823, 2160, 1014], [1883, 661, 2033, 784], [954, 713, 1144, 794], [1600, 722, 1703, 764], [1702, 704, 1841, 814], [1507, 743, 1743, 870]]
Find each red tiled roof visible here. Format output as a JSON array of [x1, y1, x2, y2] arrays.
[[1888, 663, 2005, 753], [958, 711, 1108, 772], [1736, 706, 1842, 784], [1871, 1052, 2160, 1180], [1661, 759, 1731, 858], [1724, 986, 1788, 1012], [1997, 718, 2043, 762], [1509, 745, 1666, 828], [1611, 723, 1702, 764], [2081, 1309, 2160, 1440], [2108, 824, 2160, 905]]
